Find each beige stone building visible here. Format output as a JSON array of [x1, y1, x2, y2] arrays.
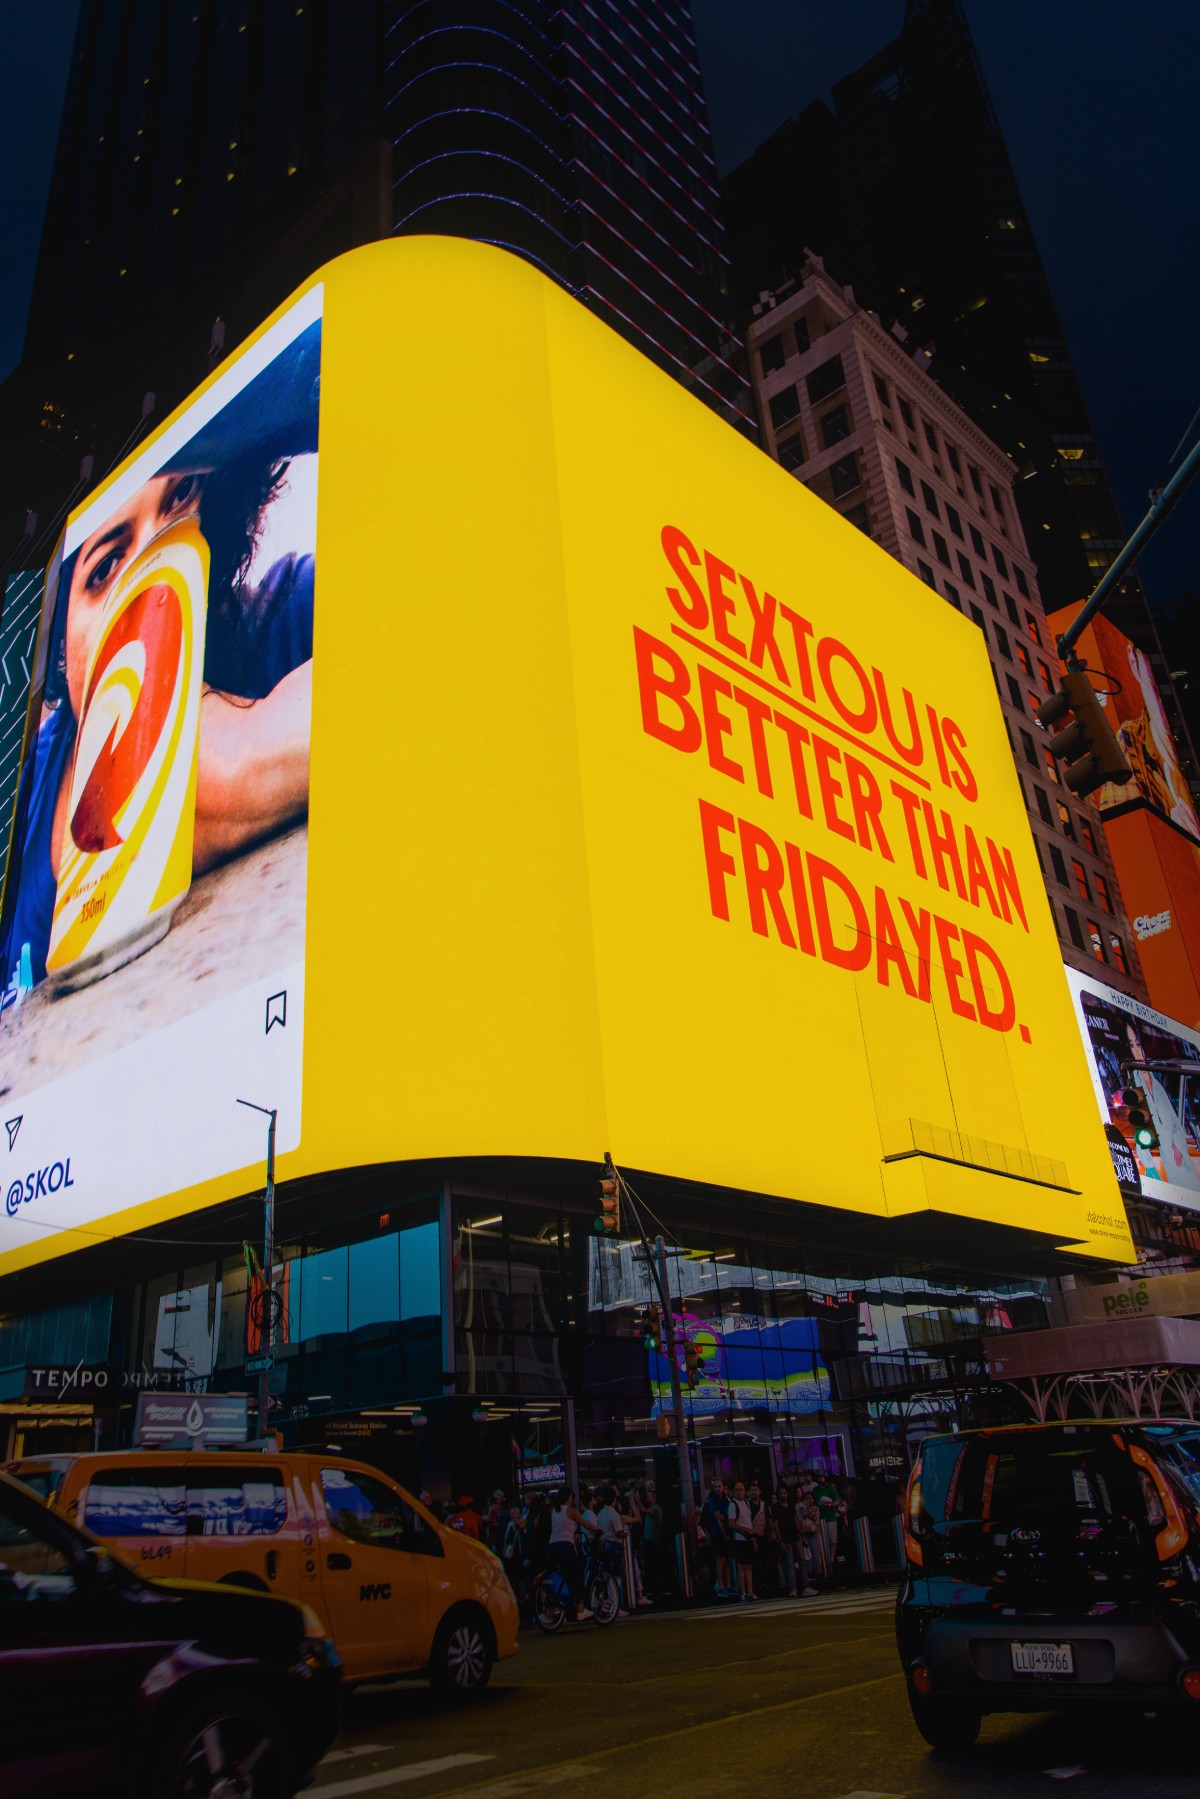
[[747, 255, 1146, 1000]]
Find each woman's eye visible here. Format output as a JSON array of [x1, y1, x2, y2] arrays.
[[167, 473, 202, 512], [85, 548, 123, 591]]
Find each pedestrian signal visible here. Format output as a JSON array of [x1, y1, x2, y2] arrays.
[[1120, 1083, 1159, 1151], [1037, 669, 1131, 799], [644, 1312, 664, 1354], [595, 1154, 620, 1236], [684, 1338, 701, 1387]]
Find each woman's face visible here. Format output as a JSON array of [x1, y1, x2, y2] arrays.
[[64, 470, 206, 717]]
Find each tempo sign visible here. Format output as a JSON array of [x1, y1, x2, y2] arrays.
[[0, 238, 1130, 1270]]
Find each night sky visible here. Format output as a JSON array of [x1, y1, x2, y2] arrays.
[[3, 0, 1196, 609]]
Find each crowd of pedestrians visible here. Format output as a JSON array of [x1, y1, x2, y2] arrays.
[[417, 1468, 872, 1614]]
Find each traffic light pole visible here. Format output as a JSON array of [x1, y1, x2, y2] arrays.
[[655, 1234, 698, 1592], [1055, 430, 1200, 663]]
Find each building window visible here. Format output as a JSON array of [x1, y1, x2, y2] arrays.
[[1006, 674, 1024, 709], [933, 531, 952, 568], [829, 451, 861, 498], [969, 465, 983, 496], [946, 503, 964, 540], [981, 572, 998, 607], [1016, 642, 1033, 677], [1071, 858, 1091, 901], [907, 508, 927, 547], [777, 433, 806, 471], [794, 315, 811, 354], [947, 442, 962, 475], [873, 370, 890, 407], [1057, 802, 1075, 837], [769, 384, 800, 430], [969, 602, 986, 632], [1095, 872, 1112, 912], [1064, 906, 1085, 951], [1049, 844, 1068, 883], [992, 543, 1009, 578], [917, 559, 936, 587], [1025, 611, 1042, 645], [1087, 919, 1107, 963], [923, 420, 939, 455], [1015, 564, 1030, 598], [895, 457, 915, 495], [1080, 817, 1097, 856], [1110, 933, 1129, 975], [1035, 785, 1054, 825], [969, 524, 986, 557], [807, 355, 846, 404], [759, 333, 786, 375], [944, 580, 961, 609], [842, 501, 871, 533], [1027, 690, 1042, 717], [1043, 747, 1060, 783], [995, 625, 1012, 660], [989, 483, 1005, 519], [1020, 728, 1038, 769], [1038, 660, 1054, 695], [920, 479, 940, 518], [821, 405, 851, 448], [955, 551, 976, 589], [1004, 592, 1019, 624], [899, 395, 915, 430]]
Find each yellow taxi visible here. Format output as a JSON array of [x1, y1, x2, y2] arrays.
[[7, 1449, 518, 1695]]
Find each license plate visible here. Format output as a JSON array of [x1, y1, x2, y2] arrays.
[[1011, 1641, 1075, 1676]]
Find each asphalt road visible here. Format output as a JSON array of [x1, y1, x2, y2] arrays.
[[308, 1587, 1198, 1798]]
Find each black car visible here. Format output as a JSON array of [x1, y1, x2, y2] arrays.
[[0, 1467, 340, 1797], [896, 1420, 1200, 1749]]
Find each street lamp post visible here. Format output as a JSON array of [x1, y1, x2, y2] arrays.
[[237, 1099, 278, 1433]]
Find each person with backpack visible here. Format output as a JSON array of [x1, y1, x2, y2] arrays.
[[726, 1480, 758, 1603]]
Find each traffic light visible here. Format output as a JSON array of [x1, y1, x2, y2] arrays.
[[1036, 669, 1131, 799], [1120, 1081, 1159, 1152], [595, 1155, 620, 1236], [644, 1311, 664, 1354], [684, 1338, 701, 1387]]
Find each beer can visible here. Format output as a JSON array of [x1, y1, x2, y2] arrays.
[[46, 516, 209, 989]]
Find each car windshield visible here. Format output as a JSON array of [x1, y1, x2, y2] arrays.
[[8, 1464, 66, 1503]]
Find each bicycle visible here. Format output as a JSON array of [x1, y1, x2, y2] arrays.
[[532, 1544, 622, 1632]]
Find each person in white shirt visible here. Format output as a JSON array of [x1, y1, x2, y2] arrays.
[[548, 1488, 591, 1621], [727, 1481, 757, 1602]]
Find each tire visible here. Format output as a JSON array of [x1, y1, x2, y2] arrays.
[[534, 1573, 569, 1634], [152, 1704, 285, 1799], [428, 1607, 495, 1698], [908, 1690, 982, 1752], [588, 1571, 621, 1626]]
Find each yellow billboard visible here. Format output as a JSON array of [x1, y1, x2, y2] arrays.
[[0, 238, 1131, 1272]]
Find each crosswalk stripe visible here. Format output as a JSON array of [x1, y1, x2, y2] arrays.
[[312, 1753, 493, 1797]]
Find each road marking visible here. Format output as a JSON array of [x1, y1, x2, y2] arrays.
[[436, 1671, 901, 1797], [831, 1792, 907, 1798], [439, 1766, 601, 1798], [687, 1591, 895, 1621], [319, 1744, 391, 1766], [312, 1753, 492, 1797]]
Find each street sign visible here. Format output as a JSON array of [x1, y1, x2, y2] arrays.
[[135, 1392, 250, 1446], [245, 1353, 274, 1375]]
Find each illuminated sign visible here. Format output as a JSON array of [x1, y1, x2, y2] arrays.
[[1066, 967, 1200, 1213], [0, 239, 1131, 1273]]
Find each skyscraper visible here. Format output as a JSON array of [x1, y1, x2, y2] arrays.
[[720, 0, 1196, 791], [0, 0, 748, 565]]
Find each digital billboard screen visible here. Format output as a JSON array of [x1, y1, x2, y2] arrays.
[[0, 288, 320, 1251], [0, 239, 1131, 1273], [1066, 967, 1200, 1213]]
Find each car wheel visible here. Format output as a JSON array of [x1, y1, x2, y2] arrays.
[[428, 1607, 495, 1699], [908, 1690, 982, 1752], [154, 1705, 285, 1799]]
